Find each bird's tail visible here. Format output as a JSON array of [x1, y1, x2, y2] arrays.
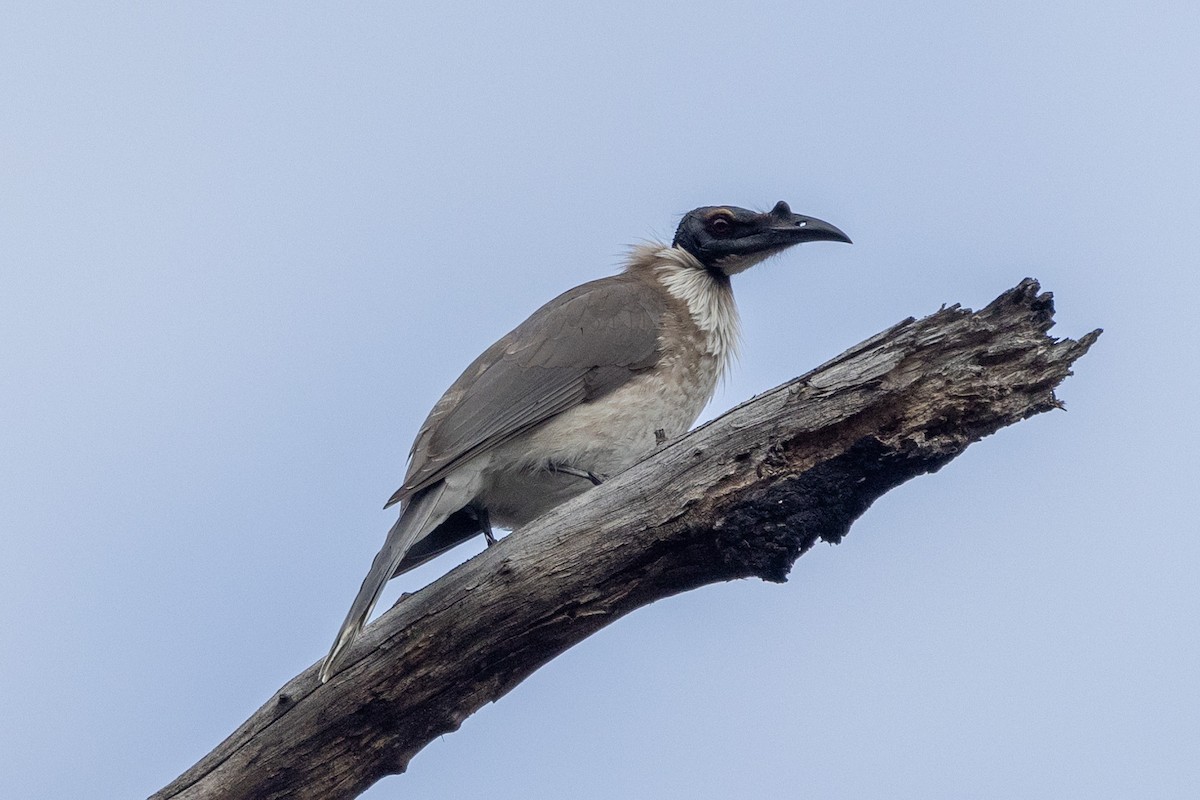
[[319, 482, 449, 683]]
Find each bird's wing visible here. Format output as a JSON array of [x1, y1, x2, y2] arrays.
[[385, 272, 665, 507]]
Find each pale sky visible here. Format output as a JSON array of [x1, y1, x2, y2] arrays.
[[2, 3, 1198, 798]]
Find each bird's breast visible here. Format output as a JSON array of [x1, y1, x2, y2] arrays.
[[479, 249, 739, 529], [509, 346, 722, 471], [479, 330, 725, 529], [478, 357, 719, 528]]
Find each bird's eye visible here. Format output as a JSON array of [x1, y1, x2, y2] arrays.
[[707, 215, 733, 237]]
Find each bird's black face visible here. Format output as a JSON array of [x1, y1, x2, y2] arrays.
[[672, 201, 851, 275]]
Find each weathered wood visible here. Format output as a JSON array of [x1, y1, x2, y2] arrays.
[[151, 279, 1100, 800]]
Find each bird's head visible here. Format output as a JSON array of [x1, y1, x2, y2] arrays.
[[671, 201, 851, 276]]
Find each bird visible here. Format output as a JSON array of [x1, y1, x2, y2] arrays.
[[319, 201, 850, 682]]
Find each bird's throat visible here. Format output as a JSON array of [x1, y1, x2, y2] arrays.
[[652, 247, 741, 370]]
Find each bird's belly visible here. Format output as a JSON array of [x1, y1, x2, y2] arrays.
[[479, 362, 720, 528]]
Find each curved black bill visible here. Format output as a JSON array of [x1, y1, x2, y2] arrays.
[[768, 200, 852, 245]]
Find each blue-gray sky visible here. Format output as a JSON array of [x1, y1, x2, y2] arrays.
[[3, 3, 1198, 798]]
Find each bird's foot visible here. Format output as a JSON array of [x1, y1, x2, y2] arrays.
[[471, 505, 496, 546], [547, 462, 605, 485]]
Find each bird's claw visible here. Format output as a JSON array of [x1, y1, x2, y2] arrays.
[[548, 462, 605, 485]]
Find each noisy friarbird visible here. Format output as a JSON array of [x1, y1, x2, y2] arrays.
[[320, 201, 850, 682]]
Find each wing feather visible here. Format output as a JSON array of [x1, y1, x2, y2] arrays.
[[385, 272, 664, 507]]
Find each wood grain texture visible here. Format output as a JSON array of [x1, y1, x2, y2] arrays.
[[151, 279, 1100, 800]]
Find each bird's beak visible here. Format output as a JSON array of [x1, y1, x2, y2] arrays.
[[764, 200, 852, 245]]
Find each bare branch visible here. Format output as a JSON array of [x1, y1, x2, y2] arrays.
[[151, 279, 1100, 800]]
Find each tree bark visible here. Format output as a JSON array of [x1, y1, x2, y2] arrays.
[[151, 279, 1100, 800]]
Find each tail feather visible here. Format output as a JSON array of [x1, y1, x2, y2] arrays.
[[390, 505, 488, 578], [319, 483, 449, 683]]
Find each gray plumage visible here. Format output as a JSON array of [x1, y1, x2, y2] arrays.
[[320, 201, 850, 683], [390, 274, 666, 506]]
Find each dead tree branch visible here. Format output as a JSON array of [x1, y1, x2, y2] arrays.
[[151, 279, 1100, 800]]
